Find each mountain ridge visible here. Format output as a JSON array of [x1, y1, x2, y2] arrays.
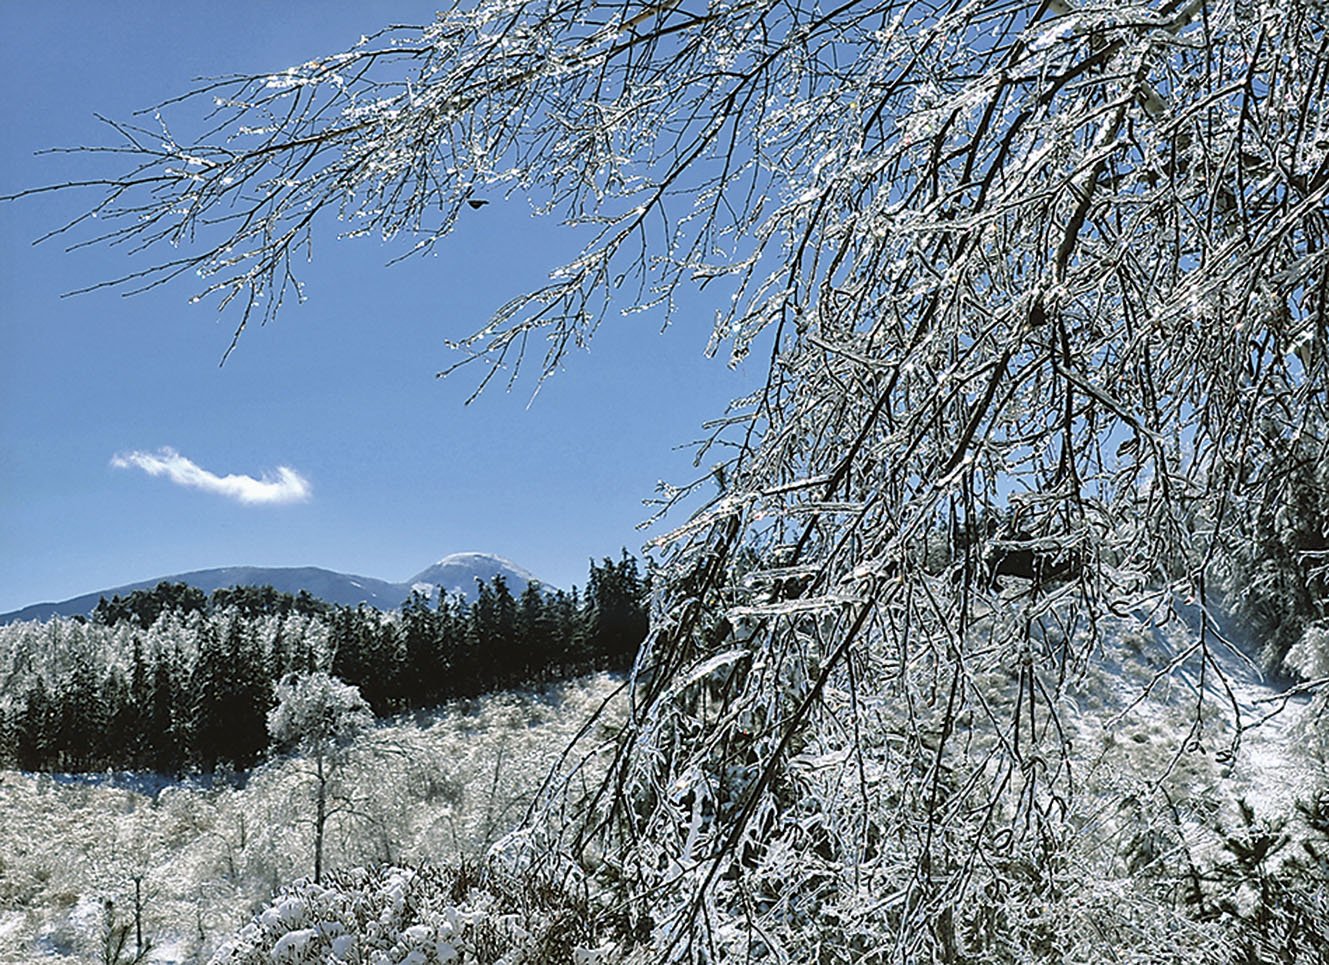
[[0, 552, 546, 624]]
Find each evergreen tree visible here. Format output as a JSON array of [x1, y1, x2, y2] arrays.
[[145, 647, 185, 773], [128, 635, 152, 768], [490, 576, 520, 688], [267, 620, 288, 682], [220, 614, 272, 769], [432, 592, 464, 698], [516, 582, 555, 685], [550, 587, 586, 675], [365, 617, 406, 713], [100, 669, 135, 771], [14, 677, 57, 770], [189, 622, 228, 771], [189, 618, 269, 771], [95, 581, 207, 628], [59, 652, 103, 770], [456, 582, 492, 696], [329, 607, 371, 698], [584, 552, 649, 670], [401, 589, 443, 707]]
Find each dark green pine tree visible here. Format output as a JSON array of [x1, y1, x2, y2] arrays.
[[128, 635, 153, 768], [551, 586, 587, 675], [293, 589, 327, 618], [433, 592, 464, 699], [145, 647, 186, 774], [219, 615, 273, 769], [458, 581, 491, 694], [190, 621, 229, 770], [286, 618, 320, 675], [490, 576, 520, 687], [268, 624, 288, 681], [191, 618, 269, 771], [99, 668, 135, 771], [401, 589, 443, 707], [466, 576, 520, 690], [330, 606, 372, 695], [330, 605, 401, 713], [585, 552, 650, 671], [98, 581, 208, 628], [14, 677, 58, 770], [365, 616, 406, 712], [59, 653, 104, 771], [516, 581, 555, 685]]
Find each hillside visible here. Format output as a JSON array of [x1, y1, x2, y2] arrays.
[[0, 553, 544, 624]]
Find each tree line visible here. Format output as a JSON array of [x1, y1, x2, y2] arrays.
[[0, 553, 648, 774]]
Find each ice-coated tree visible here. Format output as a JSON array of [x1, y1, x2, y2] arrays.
[[13, 0, 1329, 959], [266, 671, 373, 883]]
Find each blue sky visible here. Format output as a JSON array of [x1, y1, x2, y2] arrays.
[[0, 4, 762, 612]]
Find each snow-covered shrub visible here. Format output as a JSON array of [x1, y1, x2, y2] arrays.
[[212, 863, 613, 965], [1176, 796, 1329, 964], [1286, 626, 1329, 682]]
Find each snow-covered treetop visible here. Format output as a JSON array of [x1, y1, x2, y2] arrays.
[[267, 671, 372, 754]]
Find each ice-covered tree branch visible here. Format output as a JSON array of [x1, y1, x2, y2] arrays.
[[12, 0, 1329, 958]]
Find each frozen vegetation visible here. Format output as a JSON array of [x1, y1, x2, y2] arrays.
[[209, 606, 1327, 963], [0, 605, 1322, 963], [0, 674, 626, 963]]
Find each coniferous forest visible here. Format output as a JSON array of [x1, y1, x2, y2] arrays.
[[0, 553, 648, 775]]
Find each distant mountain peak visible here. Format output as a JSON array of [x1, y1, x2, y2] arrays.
[[408, 553, 541, 596]]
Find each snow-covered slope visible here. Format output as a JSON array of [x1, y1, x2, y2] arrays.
[[0, 553, 547, 624]]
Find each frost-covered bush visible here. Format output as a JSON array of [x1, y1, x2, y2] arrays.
[[212, 864, 612, 965], [268, 672, 373, 755]]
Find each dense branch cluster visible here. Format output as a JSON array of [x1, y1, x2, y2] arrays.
[[14, 0, 1329, 959]]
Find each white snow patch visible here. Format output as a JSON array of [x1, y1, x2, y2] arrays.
[[261, 896, 306, 928], [272, 927, 317, 959], [0, 912, 24, 942], [402, 923, 432, 944], [330, 933, 356, 960]]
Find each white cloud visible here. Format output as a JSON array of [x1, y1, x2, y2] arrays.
[[111, 447, 312, 506]]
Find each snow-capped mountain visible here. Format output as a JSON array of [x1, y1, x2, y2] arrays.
[[0, 553, 546, 624], [407, 552, 540, 602]]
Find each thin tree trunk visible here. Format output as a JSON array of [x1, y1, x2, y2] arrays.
[[133, 875, 144, 961], [314, 749, 326, 884]]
